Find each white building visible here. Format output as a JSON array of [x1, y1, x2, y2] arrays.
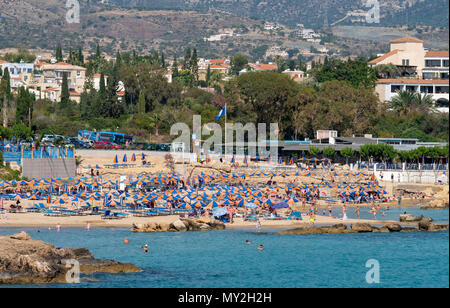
[[376, 79, 449, 113], [1, 61, 34, 77], [369, 37, 449, 113]]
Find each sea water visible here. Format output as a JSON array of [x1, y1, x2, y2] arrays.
[[0, 208, 448, 288]]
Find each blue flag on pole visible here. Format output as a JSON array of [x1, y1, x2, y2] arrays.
[[216, 106, 226, 121]]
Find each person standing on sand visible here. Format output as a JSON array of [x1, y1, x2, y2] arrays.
[[86, 222, 91, 230], [342, 205, 348, 221], [256, 219, 261, 232]]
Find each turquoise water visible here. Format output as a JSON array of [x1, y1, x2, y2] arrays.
[[1, 208, 448, 288]]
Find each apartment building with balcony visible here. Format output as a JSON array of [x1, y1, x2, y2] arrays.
[[368, 37, 449, 112]]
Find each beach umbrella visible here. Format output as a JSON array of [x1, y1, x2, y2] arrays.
[[123, 154, 128, 163], [113, 155, 118, 164], [131, 154, 136, 162], [55, 198, 66, 205], [212, 207, 228, 217], [273, 202, 289, 209], [244, 202, 258, 208]]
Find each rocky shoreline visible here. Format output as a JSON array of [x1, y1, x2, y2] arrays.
[[278, 216, 449, 235], [0, 232, 140, 285], [130, 217, 226, 233]]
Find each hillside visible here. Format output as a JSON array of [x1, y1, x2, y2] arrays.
[[0, 0, 448, 60], [110, 0, 450, 28]]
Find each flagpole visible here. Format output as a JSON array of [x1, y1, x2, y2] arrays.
[[224, 103, 227, 161]]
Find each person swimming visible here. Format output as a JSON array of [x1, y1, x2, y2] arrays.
[[142, 244, 149, 255], [124, 237, 129, 244], [258, 245, 263, 251], [246, 240, 251, 245]]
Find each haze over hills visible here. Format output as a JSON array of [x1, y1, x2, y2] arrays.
[[0, 0, 448, 59], [110, 0, 450, 28]]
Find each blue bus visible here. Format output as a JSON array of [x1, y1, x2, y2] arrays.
[[78, 130, 135, 145]]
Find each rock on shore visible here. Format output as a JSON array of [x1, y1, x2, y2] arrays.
[[130, 217, 226, 233], [277, 220, 448, 235], [420, 185, 449, 209], [0, 232, 140, 285]]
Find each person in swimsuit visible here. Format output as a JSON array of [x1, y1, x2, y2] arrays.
[[142, 244, 149, 255], [258, 245, 263, 251]]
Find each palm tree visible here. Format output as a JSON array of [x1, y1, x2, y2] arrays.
[[388, 90, 416, 116], [412, 93, 435, 114], [389, 90, 436, 116]]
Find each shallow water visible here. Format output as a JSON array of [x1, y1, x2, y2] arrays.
[[1, 208, 448, 288]]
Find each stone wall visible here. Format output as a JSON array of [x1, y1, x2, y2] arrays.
[[22, 158, 76, 179]]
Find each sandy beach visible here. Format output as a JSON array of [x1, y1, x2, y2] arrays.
[[0, 211, 416, 229]]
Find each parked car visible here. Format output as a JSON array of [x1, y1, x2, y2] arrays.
[[93, 141, 122, 150]]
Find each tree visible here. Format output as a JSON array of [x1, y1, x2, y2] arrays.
[[374, 63, 398, 78], [288, 59, 296, 71], [0, 68, 11, 99], [15, 87, 35, 127], [388, 90, 416, 116], [56, 44, 63, 62], [12, 123, 32, 140], [206, 64, 211, 86], [312, 57, 377, 89], [308, 146, 322, 157], [137, 91, 146, 114], [183, 48, 191, 70], [230, 54, 248, 75], [96, 44, 101, 59], [322, 147, 336, 159], [340, 147, 355, 165], [190, 48, 199, 83], [60, 72, 70, 108]]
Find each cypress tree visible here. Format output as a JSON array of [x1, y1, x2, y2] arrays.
[[56, 44, 63, 62], [0, 68, 11, 99], [172, 55, 179, 78], [137, 91, 146, 114], [206, 64, 211, 86], [191, 48, 198, 82], [96, 44, 101, 59], [183, 48, 191, 70], [60, 72, 70, 108]]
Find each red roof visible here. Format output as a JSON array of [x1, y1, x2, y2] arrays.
[[210, 65, 228, 70], [249, 63, 278, 71], [390, 37, 423, 43], [377, 78, 449, 85], [209, 59, 227, 64], [368, 49, 401, 64], [425, 51, 449, 58]]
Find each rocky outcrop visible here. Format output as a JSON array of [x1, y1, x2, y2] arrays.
[[420, 185, 449, 209], [351, 223, 375, 232], [0, 233, 140, 285], [277, 220, 449, 235], [130, 217, 226, 233], [278, 224, 356, 235], [399, 214, 428, 222]]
